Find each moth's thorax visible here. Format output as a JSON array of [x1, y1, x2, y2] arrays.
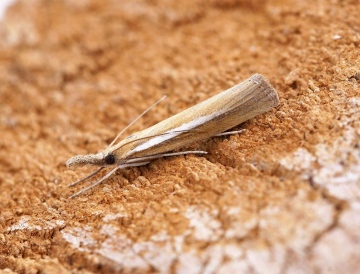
[[66, 152, 104, 169]]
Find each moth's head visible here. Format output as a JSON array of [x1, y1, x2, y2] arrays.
[[66, 152, 117, 170]]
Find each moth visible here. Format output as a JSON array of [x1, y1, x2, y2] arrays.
[[66, 74, 279, 198]]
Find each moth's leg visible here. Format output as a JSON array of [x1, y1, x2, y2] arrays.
[[68, 167, 105, 187], [124, 151, 207, 164], [121, 161, 151, 168], [214, 129, 246, 137], [69, 161, 150, 199], [157, 150, 208, 158]]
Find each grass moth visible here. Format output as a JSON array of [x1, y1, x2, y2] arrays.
[[66, 73, 279, 198]]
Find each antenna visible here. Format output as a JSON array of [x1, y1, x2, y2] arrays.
[[107, 95, 167, 149]]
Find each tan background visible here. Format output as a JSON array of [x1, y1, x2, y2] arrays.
[[0, 0, 359, 273]]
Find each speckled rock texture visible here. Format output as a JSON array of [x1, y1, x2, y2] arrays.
[[0, 0, 359, 273]]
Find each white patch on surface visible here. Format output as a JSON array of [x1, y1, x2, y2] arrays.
[[280, 127, 360, 201], [218, 260, 251, 274], [312, 228, 360, 273], [246, 245, 286, 274], [224, 244, 244, 259], [131, 113, 218, 153], [313, 126, 360, 200], [258, 190, 334, 252], [103, 212, 128, 222], [176, 251, 203, 274], [0, 0, 15, 20], [97, 236, 149, 269], [133, 234, 177, 273], [61, 221, 250, 273], [100, 224, 118, 236], [202, 246, 225, 274], [280, 147, 315, 179], [223, 206, 258, 239], [185, 206, 222, 242], [8, 217, 65, 232], [7, 217, 39, 231], [348, 97, 360, 107], [61, 226, 96, 252], [97, 228, 178, 272]]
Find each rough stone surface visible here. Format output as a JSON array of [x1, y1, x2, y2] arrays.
[[0, 0, 359, 273]]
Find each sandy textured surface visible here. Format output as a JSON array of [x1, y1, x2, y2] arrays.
[[0, 0, 359, 273]]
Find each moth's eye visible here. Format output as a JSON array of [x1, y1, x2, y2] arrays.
[[104, 154, 116, 165]]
